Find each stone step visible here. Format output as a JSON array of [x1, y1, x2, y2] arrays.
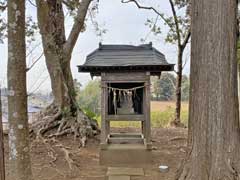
[[107, 167, 144, 176], [107, 133, 144, 145], [100, 144, 152, 166], [108, 176, 130, 180], [109, 133, 143, 138], [108, 137, 144, 144]]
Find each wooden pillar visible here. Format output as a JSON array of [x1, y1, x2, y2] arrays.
[[0, 89, 5, 180], [100, 73, 109, 147], [142, 85, 146, 136], [144, 72, 151, 149]]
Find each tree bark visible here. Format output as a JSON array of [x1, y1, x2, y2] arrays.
[[171, 31, 190, 127], [36, 0, 91, 112], [0, 89, 5, 180], [173, 48, 184, 126], [169, 0, 191, 127], [177, 0, 240, 179], [238, 63, 240, 117], [32, 0, 99, 142], [36, 0, 71, 110], [7, 0, 33, 180]]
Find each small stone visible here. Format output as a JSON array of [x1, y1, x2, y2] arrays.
[[152, 146, 158, 150], [159, 165, 169, 173]]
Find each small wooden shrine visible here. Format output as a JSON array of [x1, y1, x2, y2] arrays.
[[78, 43, 174, 165]]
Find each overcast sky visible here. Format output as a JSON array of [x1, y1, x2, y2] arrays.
[[0, 0, 190, 93]]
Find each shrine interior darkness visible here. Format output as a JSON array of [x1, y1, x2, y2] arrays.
[[107, 83, 144, 115]]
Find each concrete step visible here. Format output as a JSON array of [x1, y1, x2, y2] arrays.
[[100, 144, 152, 166], [108, 137, 144, 144], [109, 133, 143, 138], [107, 133, 144, 144], [107, 167, 144, 176], [108, 176, 130, 180]]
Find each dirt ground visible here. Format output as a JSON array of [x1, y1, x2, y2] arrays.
[[3, 128, 188, 180]]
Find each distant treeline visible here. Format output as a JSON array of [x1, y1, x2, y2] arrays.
[[151, 73, 189, 101]]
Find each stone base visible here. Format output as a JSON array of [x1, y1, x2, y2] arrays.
[[99, 144, 152, 167]]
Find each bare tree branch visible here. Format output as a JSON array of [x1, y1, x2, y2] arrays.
[[0, 4, 7, 11], [27, 0, 37, 7], [121, 0, 174, 31], [181, 29, 191, 49], [28, 69, 47, 93], [64, 0, 92, 55], [167, 75, 176, 90], [182, 53, 189, 69], [169, 0, 181, 46], [26, 52, 44, 72], [62, 0, 75, 10], [28, 76, 49, 96], [142, 15, 159, 42], [26, 42, 41, 57], [122, 0, 191, 47]]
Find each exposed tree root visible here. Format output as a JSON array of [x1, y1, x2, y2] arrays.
[[32, 138, 78, 173], [61, 147, 75, 170], [39, 136, 58, 162], [30, 103, 100, 147]]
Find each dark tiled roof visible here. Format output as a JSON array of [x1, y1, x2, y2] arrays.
[[78, 43, 174, 73]]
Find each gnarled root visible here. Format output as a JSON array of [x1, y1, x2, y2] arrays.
[[30, 104, 100, 146]]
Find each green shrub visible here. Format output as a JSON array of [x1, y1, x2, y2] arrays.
[[83, 108, 98, 119], [78, 79, 101, 115]]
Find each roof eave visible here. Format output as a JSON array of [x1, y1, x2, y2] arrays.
[[77, 64, 174, 74]]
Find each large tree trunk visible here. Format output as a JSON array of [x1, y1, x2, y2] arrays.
[[177, 0, 240, 179], [237, 40, 240, 116], [33, 0, 99, 143], [7, 1, 33, 180], [172, 48, 184, 127], [36, 0, 91, 111], [36, 0, 71, 110], [238, 63, 240, 116], [0, 89, 5, 180]]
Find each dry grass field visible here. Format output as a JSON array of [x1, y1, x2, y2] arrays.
[[109, 101, 189, 128], [151, 101, 189, 112]]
